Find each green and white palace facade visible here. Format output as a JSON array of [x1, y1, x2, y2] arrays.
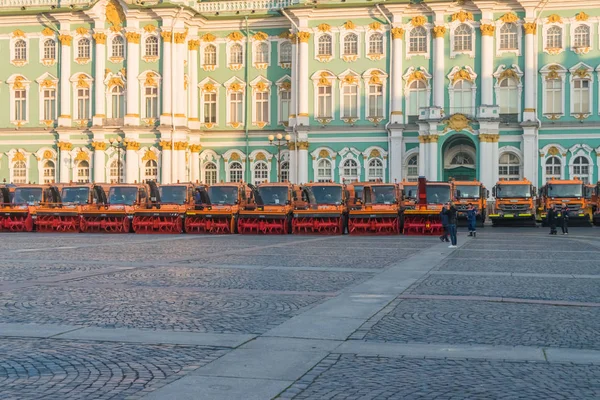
[[0, 0, 599, 193]]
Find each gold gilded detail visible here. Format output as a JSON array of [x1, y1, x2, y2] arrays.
[[160, 31, 172, 42], [498, 68, 519, 82], [144, 25, 157, 33], [106, 0, 125, 31], [91, 141, 107, 151], [57, 141, 73, 151], [341, 75, 358, 86], [479, 134, 500, 143], [41, 79, 56, 88], [188, 39, 200, 50], [406, 70, 428, 84], [227, 31, 243, 41], [12, 76, 26, 90], [42, 27, 54, 36], [144, 72, 158, 87], [76, 27, 88, 36], [480, 24, 495, 36], [369, 22, 382, 31], [452, 68, 474, 84], [369, 71, 382, 85], [201, 33, 216, 42], [189, 144, 202, 153], [12, 151, 26, 162], [159, 141, 172, 150], [43, 150, 53, 160], [391, 27, 404, 39], [411, 16, 427, 27], [343, 21, 356, 30], [432, 26, 446, 38], [452, 11, 473, 23], [297, 31, 311, 43], [523, 22, 536, 35], [253, 31, 268, 41], [93, 32, 107, 44], [297, 141, 310, 150], [59, 34, 72, 46], [576, 12, 589, 22], [125, 32, 141, 44], [573, 68, 590, 79], [229, 82, 243, 92], [74, 150, 89, 162], [142, 150, 157, 161], [500, 13, 519, 24], [546, 14, 562, 24], [13, 29, 25, 37], [174, 31, 187, 44], [318, 72, 332, 86], [317, 24, 331, 32], [443, 114, 473, 133]]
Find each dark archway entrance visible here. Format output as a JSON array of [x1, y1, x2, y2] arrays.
[[443, 135, 477, 181]]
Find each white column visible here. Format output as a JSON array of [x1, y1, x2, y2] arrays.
[[433, 27, 446, 109], [479, 138, 493, 190], [160, 31, 172, 126], [58, 143, 72, 183], [175, 143, 187, 182], [188, 41, 200, 129], [125, 31, 140, 126], [289, 37, 298, 126], [522, 127, 538, 185], [480, 25, 494, 106], [389, 128, 403, 182], [174, 32, 187, 126], [418, 138, 427, 177], [523, 22, 536, 121], [190, 148, 200, 183], [288, 144, 297, 183], [93, 31, 106, 126], [125, 144, 139, 184], [491, 138, 499, 187], [160, 142, 172, 184], [58, 34, 72, 127], [92, 144, 106, 183], [297, 32, 310, 125], [297, 142, 309, 183], [390, 28, 404, 124], [428, 137, 438, 181]]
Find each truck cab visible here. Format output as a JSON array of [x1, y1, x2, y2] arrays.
[[538, 178, 591, 225], [489, 179, 536, 226]]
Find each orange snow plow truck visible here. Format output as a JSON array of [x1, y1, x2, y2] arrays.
[[347, 182, 402, 235], [35, 183, 97, 232], [0, 184, 60, 232], [453, 180, 488, 227], [402, 177, 451, 235], [292, 182, 347, 234], [185, 182, 256, 234], [537, 178, 592, 226], [489, 178, 537, 226], [237, 182, 303, 234]]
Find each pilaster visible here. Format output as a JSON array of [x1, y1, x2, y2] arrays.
[[297, 31, 310, 126], [297, 140, 309, 183], [288, 141, 297, 183], [91, 140, 107, 183], [174, 30, 187, 127], [289, 35, 298, 127], [124, 139, 140, 183], [432, 25, 446, 110], [390, 27, 404, 124], [190, 143, 201, 182], [125, 30, 141, 126], [188, 39, 200, 129], [522, 125, 539, 185], [480, 21, 494, 106], [160, 31, 173, 126], [57, 141, 73, 183], [175, 141, 188, 182], [523, 21, 537, 121], [93, 31, 107, 126], [159, 138, 172, 184], [58, 33, 72, 127], [389, 128, 403, 182]]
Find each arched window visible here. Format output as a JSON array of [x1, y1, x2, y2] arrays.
[[546, 26, 562, 49], [111, 86, 125, 119], [13, 160, 27, 184], [409, 27, 427, 53], [229, 161, 243, 182], [450, 152, 475, 166], [144, 160, 158, 180], [407, 80, 428, 120], [499, 23, 518, 50], [545, 156, 561, 180], [573, 25, 590, 49], [145, 36, 159, 57], [78, 38, 90, 59], [280, 42, 292, 63], [256, 42, 269, 64], [498, 153, 521, 180], [76, 160, 90, 183], [280, 161, 289, 182], [204, 162, 217, 185], [406, 155, 419, 181], [204, 44, 217, 66], [229, 44, 243, 65], [109, 160, 123, 183], [42, 160, 55, 183], [253, 161, 269, 185], [111, 36, 125, 58], [318, 35, 332, 56], [14, 39, 27, 60], [572, 156, 589, 183], [367, 158, 384, 182], [497, 78, 519, 120], [453, 24, 472, 52], [316, 159, 332, 182], [452, 80, 473, 115], [368, 33, 383, 55], [341, 159, 359, 183], [43, 39, 56, 60], [343, 33, 358, 56]]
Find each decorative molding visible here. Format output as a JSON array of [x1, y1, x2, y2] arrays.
[[106, 0, 125, 31], [318, 24, 331, 33], [125, 32, 141, 44], [91, 141, 107, 151], [297, 31, 311, 43], [58, 34, 72, 46], [174, 32, 187, 44], [189, 144, 202, 153], [227, 31, 244, 41], [452, 11, 473, 23], [391, 27, 405, 40], [575, 12, 589, 22], [479, 134, 500, 143], [76, 27, 88, 36], [499, 13, 519, 24], [160, 31, 172, 42], [159, 141, 173, 150], [201, 33, 216, 42], [480, 24, 495, 36], [253, 31, 268, 41], [93, 32, 107, 44], [432, 26, 446, 38], [369, 22, 382, 31], [188, 39, 200, 50], [57, 141, 73, 151], [144, 25, 157, 33], [443, 114, 473, 133], [546, 14, 562, 24], [411, 16, 427, 27], [523, 23, 536, 35], [42, 27, 55, 36], [343, 21, 356, 30]]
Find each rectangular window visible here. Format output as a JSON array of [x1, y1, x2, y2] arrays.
[[42, 89, 56, 121], [573, 79, 590, 114], [203, 92, 217, 123], [545, 80, 562, 114], [317, 86, 332, 118], [77, 88, 90, 120], [230, 92, 243, 124], [279, 90, 291, 124], [255, 91, 269, 123], [408, 88, 428, 116], [14, 89, 26, 121], [145, 87, 158, 118], [342, 85, 358, 118], [367, 85, 383, 118]]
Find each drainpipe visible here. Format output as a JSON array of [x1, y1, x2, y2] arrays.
[[244, 16, 251, 183], [375, 4, 393, 183], [280, 9, 299, 183]]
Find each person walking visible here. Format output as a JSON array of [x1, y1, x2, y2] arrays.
[[447, 202, 458, 248], [439, 204, 450, 242], [547, 204, 558, 235], [467, 203, 477, 237], [560, 204, 569, 235]]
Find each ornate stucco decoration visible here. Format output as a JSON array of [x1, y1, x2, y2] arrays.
[[317, 71, 333, 86], [343, 21, 356, 30], [57, 142, 73, 151], [58, 34, 72, 46], [253, 31, 268, 41], [42, 27, 55, 36], [12, 151, 26, 162], [42, 150, 54, 160], [227, 31, 243, 41], [545, 65, 561, 80], [125, 32, 140, 44], [74, 150, 89, 162], [76, 27, 89, 36], [450, 67, 476, 84], [280, 81, 291, 91], [297, 142, 309, 151], [12, 76, 26, 90], [201, 33, 216, 42], [107, 77, 124, 87], [174, 31, 187, 44], [546, 14, 562, 24], [124, 141, 140, 151], [575, 12, 589, 22], [40, 79, 57, 88], [443, 114, 473, 133], [93, 33, 107, 44], [391, 27, 404, 40], [13, 29, 26, 38], [369, 71, 382, 85], [480, 24, 495, 36], [318, 24, 331, 33], [229, 82, 244, 92], [297, 31, 311, 43], [573, 67, 590, 79], [432, 26, 446, 38], [523, 23, 536, 35], [91, 141, 106, 151], [144, 72, 158, 87], [189, 144, 202, 153], [411, 16, 427, 27], [369, 22, 382, 31], [188, 40, 200, 51], [547, 146, 560, 156], [142, 149, 157, 161], [499, 13, 519, 24], [278, 31, 292, 39], [341, 75, 358, 86], [254, 81, 269, 92], [202, 83, 216, 92], [406, 68, 429, 84], [144, 25, 157, 33], [498, 67, 520, 82], [479, 134, 500, 143], [452, 11, 473, 23], [160, 31, 172, 42], [159, 141, 173, 150], [106, 0, 125, 32]]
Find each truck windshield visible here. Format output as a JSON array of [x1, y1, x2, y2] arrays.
[[61, 187, 90, 204], [372, 185, 397, 204], [208, 186, 238, 205], [404, 185, 417, 200], [496, 184, 531, 198], [547, 184, 582, 198], [353, 186, 364, 202], [425, 185, 451, 204], [108, 187, 138, 205], [14, 188, 43, 205], [455, 185, 480, 199], [312, 186, 343, 205], [159, 186, 187, 205], [258, 186, 289, 205]]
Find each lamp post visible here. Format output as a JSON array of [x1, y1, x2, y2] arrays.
[[109, 137, 124, 183], [268, 133, 291, 182]]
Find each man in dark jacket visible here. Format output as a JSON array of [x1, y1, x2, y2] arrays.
[[194, 188, 203, 210], [467, 203, 477, 237], [547, 204, 558, 235], [560, 204, 569, 235], [439, 205, 450, 242], [447, 202, 458, 248]]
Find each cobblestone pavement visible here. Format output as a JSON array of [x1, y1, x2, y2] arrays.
[[1, 228, 600, 399]]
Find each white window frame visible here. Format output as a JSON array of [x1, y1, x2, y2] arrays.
[[7, 75, 31, 126], [200, 150, 221, 184], [406, 25, 431, 59], [493, 64, 523, 122], [450, 21, 476, 58], [70, 73, 93, 122], [109, 33, 126, 62], [340, 31, 360, 61], [540, 64, 566, 119], [251, 78, 272, 128], [251, 152, 272, 185], [227, 41, 245, 71], [447, 66, 478, 117], [495, 21, 522, 56], [36, 73, 59, 124], [201, 42, 219, 71], [224, 78, 246, 128], [365, 31, 386, 61], [569, 64, 593, 119], [570, 154, 591, 183], [542, 23, 565, 55], [199, 78, 220, 128], [311, 71, 336, 122], [228, 161, 244, 183], [570, 22, 593, 54], [108, 85, 126, 119], [7, 149, 31, 184], [203, 162, 218, 185], [339, 70, 360, 121], [366, 158, 384, 182], [314, 32, 334, 62], [276, 76, 292, 126], [75, 36, 92, 64], [138, 70, 162, 120], [403, 67, 431, 124], [311, 147, 336, 182], [362, 68, 388, 123], [498, 148, 523, 181], [11, 37, 29, 67], [142, 34, 160, 62], [39, 37, 57, 66], [338, 147, 362, 183], [253, 40, 270, 68], [316, 159, 333, 182], [75, 160, 91, 183], [278, 40, 292, 67], [540, 144, 567, 181], [404, 151, 419, 182]]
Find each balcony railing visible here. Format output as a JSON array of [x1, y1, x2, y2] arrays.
[[103, 118, 124, 127], [1, 0, 90, 8], [196, 0, 298, 13], [448, 107, 476, 118]]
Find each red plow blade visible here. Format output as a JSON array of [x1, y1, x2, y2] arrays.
[[132, 215, 182, 234], [0, 214, 34, 232], [238, 216, 289, 234], [348, 216, 400, 235], [80, 216, 131, 233], [185, 215, 234, 234], [292, 216, 343, 234], [35, 215, 80, 232], [403, 215, 443, 235]]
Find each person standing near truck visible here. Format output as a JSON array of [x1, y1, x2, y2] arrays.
[[447, 202, 458, 248], [547, 204, 558, 235], [439, 204, 450, 243], [467, 203, 477, 237], [560, 204, 569, 235]]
